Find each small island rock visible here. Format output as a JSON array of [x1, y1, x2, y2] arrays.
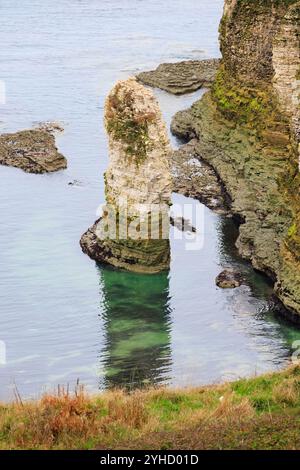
[[0, 128, 67, 174], [216, 269, 244, 289]]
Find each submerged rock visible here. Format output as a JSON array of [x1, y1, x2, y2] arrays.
[[137, 59, 220, 95], [0, 128, 67, 173], [216, 269, 244, 289], [80, 77, 172, 274], [170, 216, 196, 233], [68, 179, 84, 187], [34, 121, 64, 134]]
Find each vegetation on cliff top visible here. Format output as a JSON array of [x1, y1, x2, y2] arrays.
[[1, 366, 300, 450], [105, 83, 155, 164]]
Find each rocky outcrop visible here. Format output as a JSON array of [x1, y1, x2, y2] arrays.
[[0, 128, 67, 173], [172, 92, 292, 276], [172, 139, 228, 215], [137, 59, 220, 95], [80, 78, 172, 274], [171, 0, 300, 320], [273, 3, 300, 144], [80, 219, 171, 274]]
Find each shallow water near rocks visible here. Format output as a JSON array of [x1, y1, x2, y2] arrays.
[[0, 0, 300, 400]]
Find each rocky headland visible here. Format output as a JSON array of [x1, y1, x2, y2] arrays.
[[0, 126, 67, 173], [169, 0, 300, 321]]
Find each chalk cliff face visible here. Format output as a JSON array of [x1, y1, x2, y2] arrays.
[[273, 3, 300, 138], [221, 0, 290, 83], [171, 0, 300, 319], [220, 0, 300, 143], [81, 78, 172, 274]]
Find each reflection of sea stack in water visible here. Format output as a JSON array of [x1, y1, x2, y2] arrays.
[[80, 78, 172, 273], [98, 267, 172, 389]]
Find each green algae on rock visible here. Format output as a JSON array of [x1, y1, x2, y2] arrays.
[[0, 128, 67, 173], [136, 59, 220, 95], [171, 0, 300, 320], [80, 78, 172, 274]]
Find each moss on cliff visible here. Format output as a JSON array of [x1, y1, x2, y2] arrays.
[[212, 66, 276, 128], [205, 0, 300, 318], [284, 174, 300, 260], [105, 83, 155, 164]]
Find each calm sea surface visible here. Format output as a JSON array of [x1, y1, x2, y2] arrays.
[[0, 0, 299, 400]]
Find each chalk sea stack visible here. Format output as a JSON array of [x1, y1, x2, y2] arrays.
[[80, 77, 172, 273]]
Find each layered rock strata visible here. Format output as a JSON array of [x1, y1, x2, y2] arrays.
[[137, 59, 220, 95]]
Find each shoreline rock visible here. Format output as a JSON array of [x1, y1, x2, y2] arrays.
[[216, 269, 244, 289], [171, 91, 299, 320], [80, 218, 171, 274], [0, 128, 67, 173], [136, 59, 220, 95], [172, 139, 229, 215]]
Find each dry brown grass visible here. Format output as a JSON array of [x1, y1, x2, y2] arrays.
[[210, 393, 255, 422], [273, 377, 300, 406], [0, 385, 99, 449], [105, 390, 148, 428], [0, 366, 300, 449]]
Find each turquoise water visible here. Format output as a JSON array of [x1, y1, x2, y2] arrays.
[[0, 0, 299, 400]]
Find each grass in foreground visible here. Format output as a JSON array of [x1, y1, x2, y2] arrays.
[[1, 365, 300, 450]]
